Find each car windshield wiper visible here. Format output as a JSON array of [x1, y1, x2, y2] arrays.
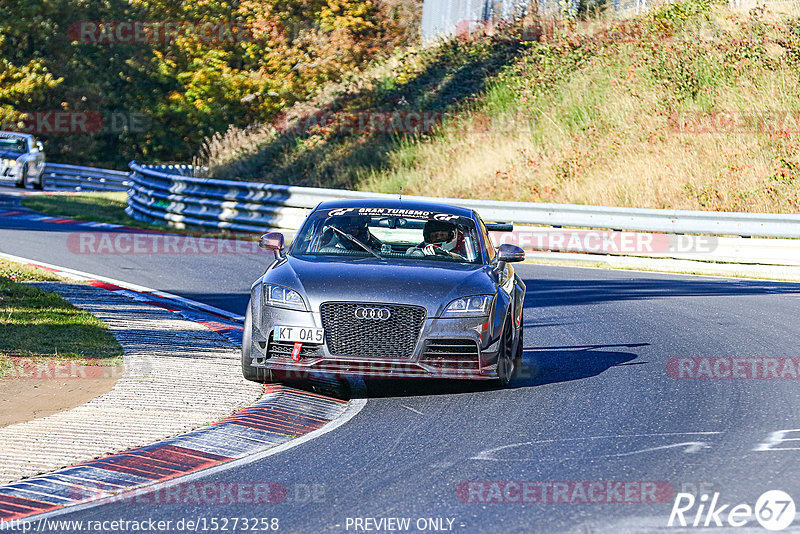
[[329, 226, 382, 260]]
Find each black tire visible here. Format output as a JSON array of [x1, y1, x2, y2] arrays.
[[32, 172, 44, 190], [514, 310, 523, 369], [14, 165, 26, 189], [241, 299, 275, 383], [496, 319, 515, 387]]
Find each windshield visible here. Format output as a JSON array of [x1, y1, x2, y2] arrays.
[[291, 207, 483, 264], [0, 137, 26, 154]]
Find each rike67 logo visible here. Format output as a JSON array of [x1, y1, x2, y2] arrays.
[[668, 490, 796, 531]]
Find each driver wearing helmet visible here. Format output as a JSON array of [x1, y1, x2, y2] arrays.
[[407, 220, 465, 259], [320, 214, 382, 252]]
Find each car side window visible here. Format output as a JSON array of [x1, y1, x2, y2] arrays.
[[479, 219, 496, 262]]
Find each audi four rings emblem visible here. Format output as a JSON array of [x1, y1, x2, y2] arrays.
[[354, 307, 392, 320]]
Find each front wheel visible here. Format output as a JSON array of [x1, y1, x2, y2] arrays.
[[32, 172, 44, 190], [496, 320, 515, 387], [241, 299, 275, 383], [14, 165, 26, 188], [514, 311, 523, 370]]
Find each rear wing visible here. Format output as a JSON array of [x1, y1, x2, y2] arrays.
[[485, 223, 513, 232]]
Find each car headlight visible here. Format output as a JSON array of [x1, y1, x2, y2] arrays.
[[263, 284, 307, 311], [442, 295, 494, 317]]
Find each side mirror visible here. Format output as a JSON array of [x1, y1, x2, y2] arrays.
[[259, 232, 285, 254], [485, 222, 513, 232], [497, 244, 525, 263], [35, 141, 44, 152]]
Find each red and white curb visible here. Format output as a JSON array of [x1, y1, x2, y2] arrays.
[[0, 385, 357, 523]]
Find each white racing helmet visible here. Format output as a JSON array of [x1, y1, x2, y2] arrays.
[[423, 220, 458, 252]]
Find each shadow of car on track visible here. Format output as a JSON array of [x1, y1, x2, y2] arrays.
[[518, 343, 647, 388], [330, 343, 648, 399]]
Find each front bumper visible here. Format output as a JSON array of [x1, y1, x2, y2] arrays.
[[249, 305, 502, 381], [258, 357, 500, 381], [0, 162, 21, 179]]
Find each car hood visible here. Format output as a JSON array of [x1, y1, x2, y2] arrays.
[[263, 255, 497, 316], [0, 151, 22, 161]]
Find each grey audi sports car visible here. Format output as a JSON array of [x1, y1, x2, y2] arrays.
[[242, 199, 526, 386]]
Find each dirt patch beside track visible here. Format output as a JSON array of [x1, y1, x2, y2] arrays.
[[0, 370, 121, 428]]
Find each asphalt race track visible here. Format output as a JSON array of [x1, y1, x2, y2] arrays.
[[3, 190, 800, 533]]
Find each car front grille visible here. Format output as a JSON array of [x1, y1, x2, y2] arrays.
[[320, 302, 426, 359], [421, 339, 480, 370]]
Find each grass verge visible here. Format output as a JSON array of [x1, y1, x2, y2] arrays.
[[198, 0, 800, 213], [0, 259, 123, 378], [21, 192, 141, 228]]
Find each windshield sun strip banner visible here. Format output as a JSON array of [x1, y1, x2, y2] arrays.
[[319, 207, 470, 224]]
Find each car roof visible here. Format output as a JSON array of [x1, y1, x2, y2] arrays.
[[315, 198, 477, 219], [0, 131, 33, 140]]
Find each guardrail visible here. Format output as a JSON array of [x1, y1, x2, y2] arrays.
[[43, 163, 130, 192], [127, 161, 800, 239]]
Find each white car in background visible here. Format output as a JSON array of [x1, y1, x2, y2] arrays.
[[0, 131, 46, 189]]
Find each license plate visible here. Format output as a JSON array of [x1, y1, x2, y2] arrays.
[[273, 326, 324, 344]]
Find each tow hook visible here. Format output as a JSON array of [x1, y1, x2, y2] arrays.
[[291, 342, 303, 361]]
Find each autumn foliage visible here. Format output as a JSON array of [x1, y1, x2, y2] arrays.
[[0, 0, 421, 167]]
